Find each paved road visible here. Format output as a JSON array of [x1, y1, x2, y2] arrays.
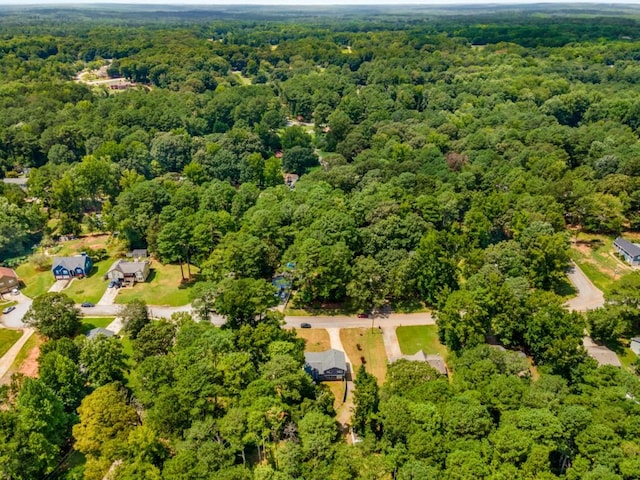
[[1, 293, 32, 328], [284, 312, 433, 329], [565, 261, 605, 312]]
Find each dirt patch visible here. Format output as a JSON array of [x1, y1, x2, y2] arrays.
[[18, 344, 39, 378], [574, 242, 592, 256]]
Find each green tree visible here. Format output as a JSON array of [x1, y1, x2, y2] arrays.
[[120, 299, 150, 340], [79, 336, 128, 387], [23, 292, 80, 340], [38, 351, 86, 412], [353, 365, 379, 435], [214, 277, 278, 329]]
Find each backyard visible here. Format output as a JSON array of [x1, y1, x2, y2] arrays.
[[340, 328, 387, 384], [296, 328, 331, 352], [115, 263, 198, 306], [396, 325, 448, 357], [571, 232, 639, 294], [0, 328, 22, 358]]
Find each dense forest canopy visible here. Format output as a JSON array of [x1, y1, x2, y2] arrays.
[[2, 4, 640, 479]]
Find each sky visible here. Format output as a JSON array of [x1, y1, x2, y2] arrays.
[[1, 0, 640, 4]]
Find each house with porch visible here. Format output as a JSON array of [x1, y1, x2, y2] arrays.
[[106, 260, 150, 285], [52, 255, 92, 280]]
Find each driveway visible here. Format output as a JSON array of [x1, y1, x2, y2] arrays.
[[0, 328, 35, 379], [1, 293, 32, 328], [97, 285, 120, 306], [327, 328, 354, 426], [48, 279, 69, 293], [565, 261, 605, 312], [381, 326, 402, 362]]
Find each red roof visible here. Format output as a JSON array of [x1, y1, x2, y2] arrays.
[[0, 267, 18, 279]]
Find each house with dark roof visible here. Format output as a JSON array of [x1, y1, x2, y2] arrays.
[[0, 267, 19, 294], [304, 349, 347, 381], [614, 237, 640, 266], [107, 260, 150, 284], [52, 255, 92, 280]]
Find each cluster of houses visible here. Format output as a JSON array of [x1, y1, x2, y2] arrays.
[[51, 250, 150, 286]]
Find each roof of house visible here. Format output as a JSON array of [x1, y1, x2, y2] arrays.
[[0, 267, 18, 279], [52, 256, 89, 271], [400, 350, 448, 375], [127, 249, 148, 258], [86, 327, 115, 340], [614, 237, 640, 257], [305, 349, 347, 373], [108, 259, 148, 275]]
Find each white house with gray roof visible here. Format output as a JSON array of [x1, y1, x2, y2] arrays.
[[107, 260, 150, 284], [304, 349, 347, 381]]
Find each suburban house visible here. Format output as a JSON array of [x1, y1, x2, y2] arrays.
[[399, 350, 449, 376], [631, 338, 640, 356], [0, 267, 19, 293], [107, 260, 150, 285], [52, 254, 92, 280], [613, 237, 640, 266], [304, 349, 347, 381], [86, 327, 115, 340]]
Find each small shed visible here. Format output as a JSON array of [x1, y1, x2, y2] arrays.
[[126, 249, 148, 259], [86, 327, 115, 340], [304, 349, 347, 381], [631, 338, 640, 356]]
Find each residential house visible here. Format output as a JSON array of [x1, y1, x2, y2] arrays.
[[0, 267, 19, 293], [107, 260, 150, 285], [631, 338, 640, 356], [398, 350, 448, 376], [52, 255, 92, 280], [614, 237, 640, 266], [304, 349, 347, 381], [86, 327, 115, 340]]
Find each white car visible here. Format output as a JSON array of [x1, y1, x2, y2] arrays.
[[11, 288, 19, 296]]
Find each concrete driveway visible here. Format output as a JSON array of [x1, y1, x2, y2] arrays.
[[565, 261, 605, 312], [97, 285, 120, 306], [48, 279, 69, 293], [1, 293, 32, 328]]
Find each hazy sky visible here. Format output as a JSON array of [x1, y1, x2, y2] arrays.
[[2, 0, 640, 4]]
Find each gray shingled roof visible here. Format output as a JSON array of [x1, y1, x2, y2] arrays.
[[108, 259, 148, 275], [86, 327, 115, 340], [614, 237, 640, 257], [305, 349, 346, 373], [53, 256, 87, 271], [400, 350, 448, 375]]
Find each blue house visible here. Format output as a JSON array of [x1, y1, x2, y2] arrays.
[[613, 237, 640, 266], [52, 254, 92, 280]]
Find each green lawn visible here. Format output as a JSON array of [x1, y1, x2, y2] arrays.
[[15, 262, 55, 298], [115, 263, 198, 306], [341, 328, 388, 384], [0, 333, 42, 383], [80, 317, 114, 334], [618, 347, 638, 373], [396, 325, 448, 357], [0, 329, 22, 358], [63, 260, 112, 304]]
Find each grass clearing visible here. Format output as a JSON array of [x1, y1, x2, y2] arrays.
[[115, 263, 199, 306], [80, 317, 115, 334], [396, 325, 448, 357], [296, 328, 331, 352], [63, 261, 112, 304], [340, 328, 387, 384], [0, 329, 22, 358], [15, 261, 55, 298], [325, 380, 346, 411]]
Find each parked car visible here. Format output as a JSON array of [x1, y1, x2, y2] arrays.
[[11, 288, 19, 296], [108, 281, 116, 288], [300, 322, 312, 328], [2, 306, 16, 314], [357, 313, 368, 318], [81, 302, 95, 308]]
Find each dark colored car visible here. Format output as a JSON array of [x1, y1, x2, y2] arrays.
[[357, 313, 368, 318], [2, 306, 16, 314], [300, 322, 312, 328], [81, 302, 95, 308]]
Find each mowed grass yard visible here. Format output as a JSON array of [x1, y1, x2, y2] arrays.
[[15, 262, 55, 298], [396, 325, 448, 357], [0, 329, 22, 358], [296, 328, 331, 352], [116, 263, 199, 306], [571, 232, 639, 294], [80, 317, 115, 334], [63, 260, 112, 304], [340, 328, 387, 384]]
